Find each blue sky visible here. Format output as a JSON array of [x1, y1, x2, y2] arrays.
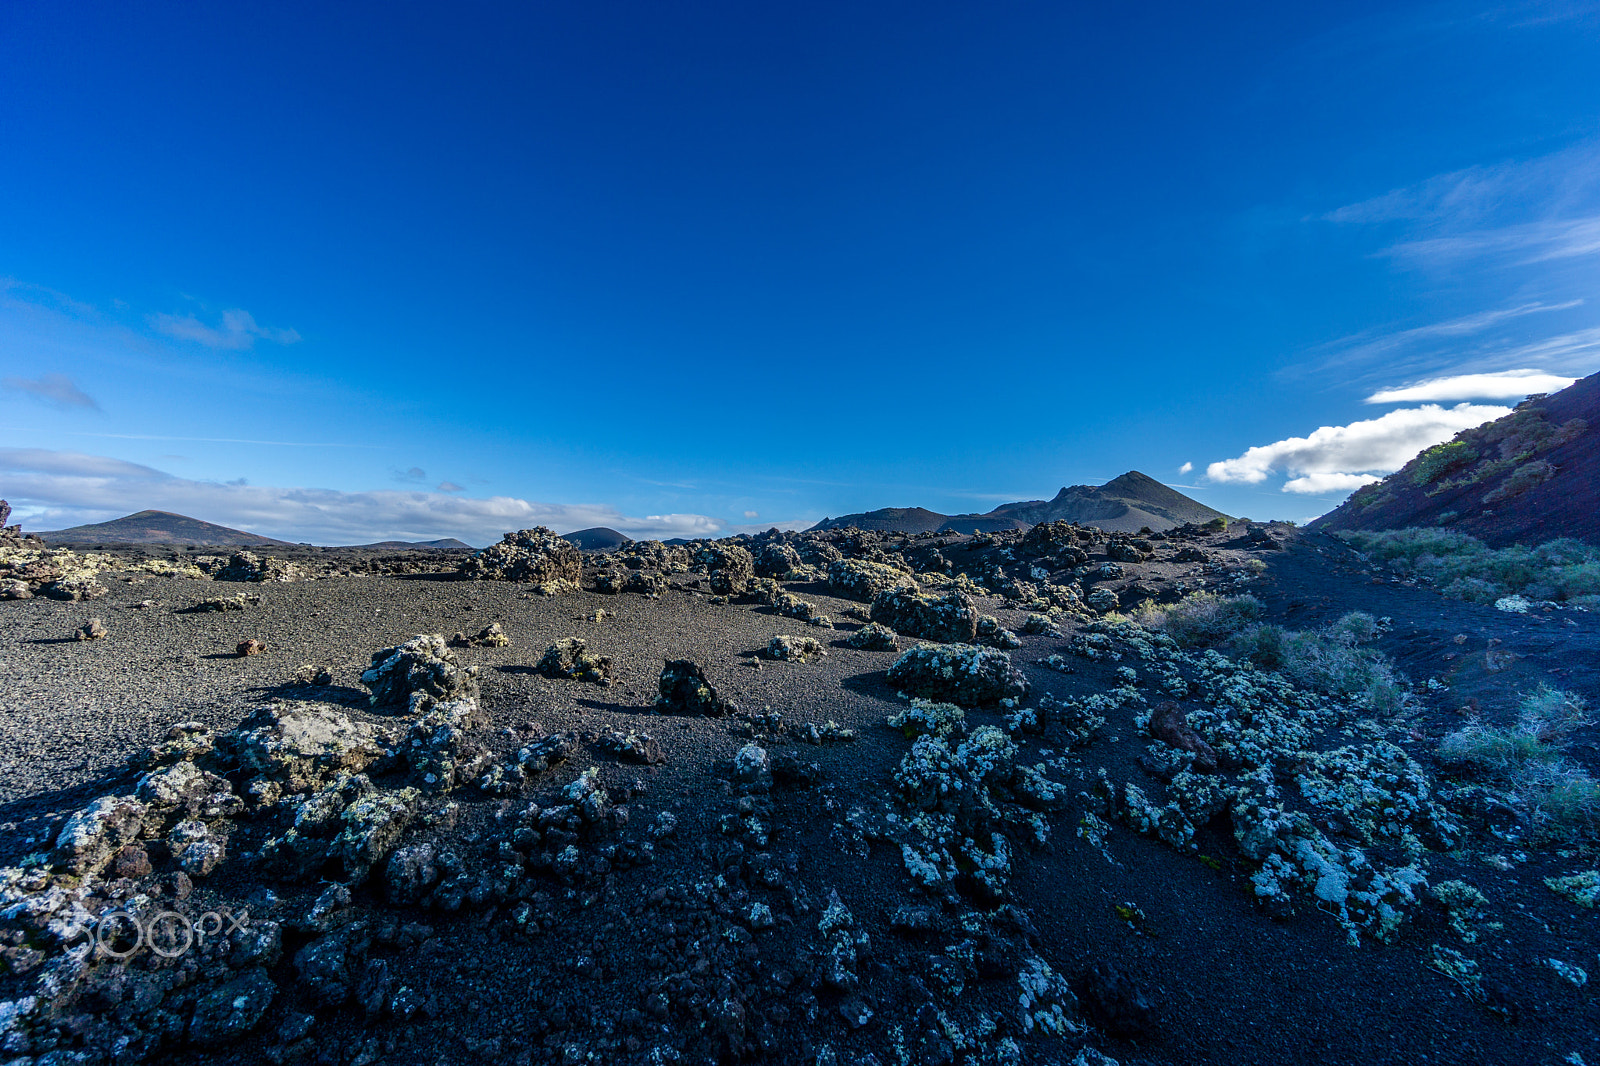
[[3, 1, 1599, 544]]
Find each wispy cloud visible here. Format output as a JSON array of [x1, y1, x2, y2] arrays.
[[1388, 214, 1600, 267], [2, 373, 101, 411], [70, 432, 374, 448], [1178, 461, 1193, 475], [1206, 403, 1509, 495], [436, 481, 463, 493], [393, 466, 428, 484], [1, 448, 724, 545], [1365, 368, 1576, 404], [148, 308, 301, 350]]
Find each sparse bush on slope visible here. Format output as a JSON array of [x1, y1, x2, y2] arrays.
[[1340, 529, 1600, 606], [1121, 592, 1261, 647], [1438, 686, 1599, 843]]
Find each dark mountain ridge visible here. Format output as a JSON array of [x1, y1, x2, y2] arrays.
[[810, 470, 1229, 534], [36, 510, 295, 548]]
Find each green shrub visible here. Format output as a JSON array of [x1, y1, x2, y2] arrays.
[[1412, 440, 1478, 486], [1279, 627, 1400, 713], [1340, 529, 1600, 603], [1437, 687, 1597, 843], [1132, 592, 1261, 647], [1229, 623, 1285, 668]]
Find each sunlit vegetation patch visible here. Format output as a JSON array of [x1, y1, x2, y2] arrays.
[[1338, 529, 1600, 607]]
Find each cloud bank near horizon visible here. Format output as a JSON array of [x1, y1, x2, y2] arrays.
[[1206, 403, 1511, 495], [0, 448, 723, 546]]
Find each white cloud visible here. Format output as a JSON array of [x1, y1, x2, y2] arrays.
[[1206, 403, 1510, 495], [743, 510, 759, 518], [3, 373, 100, 410], [1178, 461, 1193, 475], [148, 308, 301, 350], [1282, 472, 1384, 494], [0, 448, 724, 545], [1365, 368, 1576, 404]]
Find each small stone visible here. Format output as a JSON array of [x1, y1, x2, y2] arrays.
[[74, 618, 107, 641]]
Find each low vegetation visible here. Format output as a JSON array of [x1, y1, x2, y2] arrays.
[[1437, 686, 1599, 843], [1411, 440, 1478, 486], [1337, 528, 1600, 606], [1121, 594, 1401, 712]]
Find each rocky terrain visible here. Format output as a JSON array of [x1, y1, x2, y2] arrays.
[[1, 509, 1597, 1066], [1313, 371, 1598, 548], [811, 472, 1230, 535]]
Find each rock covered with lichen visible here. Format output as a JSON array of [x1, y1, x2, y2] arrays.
[[656, 658, 734, 716], [693, 543, 755, 595], [457, 526, 583, 593], [752, 541, 802, 577], [535, 637, 614, 684], [828, 558, 917, 602], [886, 643, 1030, 706], [214, 550, 301, 583], [220, 703, 388, 796], [847, 621, 899, 650], [870, 587, 979, 643], [760, 634, 827, 662], [360, 634, 481, 711], [449, 621, 509, 647]]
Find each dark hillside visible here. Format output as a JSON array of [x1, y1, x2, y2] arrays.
[[1312, 372, 1599, 547]]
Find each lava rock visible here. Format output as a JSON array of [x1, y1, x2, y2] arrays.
[[1148, 701, 1218, 773], [536, 638, 614, 685], [870, 588, 978, 644], [886, 644, 1030, 707], [189, 969, 277, 1047], [656, 659, 733, 716], [458, 527, 584, 593], [361, 634, 481, 711]]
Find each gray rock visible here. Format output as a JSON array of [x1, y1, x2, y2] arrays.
[[223, 705, 385, 794], [361, 634, 481, 710], [188, 969, 276, 1047], [536, 638, 614, 685], [52, 794, 147, 875], [656, 659, 733, 716], [167, 819, 228, 877], [459, 527, 583, 593], [870, 588, 977, 644]]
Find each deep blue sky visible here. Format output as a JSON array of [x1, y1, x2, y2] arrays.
[[3, 2, 1599, 543]]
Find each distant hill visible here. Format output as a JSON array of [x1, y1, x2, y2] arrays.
[[1311, 372, 1599, 547], [810, 471, 1229, 534], [36, 510, 294, 547], [344, 538, 475, 551], [562, 527, 632, 551]]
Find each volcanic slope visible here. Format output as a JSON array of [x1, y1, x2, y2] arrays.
[[812, 470, 1229, 534], [36, 510, 295, 548], [1312, 370, 1599, 547]]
